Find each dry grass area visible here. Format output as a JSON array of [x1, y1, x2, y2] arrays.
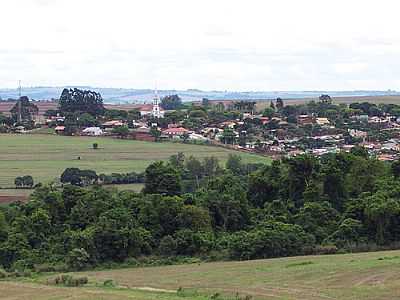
[[0, 281, 204, 300], [2, 250, 400, 299], [0, 189, 32, 203], [79, 250, 400, 300]]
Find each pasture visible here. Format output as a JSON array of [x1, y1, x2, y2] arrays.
[[0, 134, 271, 188], [2, 250, 400, 299]]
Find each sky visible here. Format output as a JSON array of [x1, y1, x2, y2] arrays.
[[1, 0, 400, 91]]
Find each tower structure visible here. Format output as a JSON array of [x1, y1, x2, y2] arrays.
[[18, 80, 22, 123], [152, 89, 162, 118]]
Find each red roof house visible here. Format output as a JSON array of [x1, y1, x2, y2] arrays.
[[162, 127, 189, 136]]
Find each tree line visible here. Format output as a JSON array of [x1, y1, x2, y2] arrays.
[[1, 151, 400, 272], [60, 168, 145, 186]]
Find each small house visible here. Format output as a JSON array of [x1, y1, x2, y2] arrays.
[[54, 126, 65, 134], [82, 127, 103, 136], [162, 127, 190, 137]]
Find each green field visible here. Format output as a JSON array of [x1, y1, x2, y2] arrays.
[[2, 250, 400, 299], [104, 183, 145, 192], [0, 134, 270, 187]]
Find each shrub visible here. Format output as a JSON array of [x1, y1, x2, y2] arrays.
[[65, 276, 88, 287], [47, 274, 88, 287], [12, 260, 30, 272], [34, 264, 55, 273], [34, 263, 68, 273], [92, 143, 98, 149], [123, 257, 140, 267], [16, 270, 31, 277], [314, 245, 338, 255], [53, 263, 68, 273], [66, 248, 90, 271], [159, 235, 177, 256], [285, 261, 314, 268], [228, 222, 315, 260], [0, 269, 8, 279], [177, 287, 199, 297], [103, 279, 116, 287]]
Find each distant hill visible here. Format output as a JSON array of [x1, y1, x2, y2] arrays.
[[0, 86, 399, 104]]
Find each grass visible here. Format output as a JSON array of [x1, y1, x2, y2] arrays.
[[0, 188, 32, 203], [0, 134, 271, 188], [103, 183, 145, 193], [3, 250, 400, 299], [0, 189, 33, 197], [0, 281, 209, 300]]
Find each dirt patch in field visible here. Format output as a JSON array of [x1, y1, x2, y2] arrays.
[[0, 195, 29, 204], [132, 286, 176, 293]]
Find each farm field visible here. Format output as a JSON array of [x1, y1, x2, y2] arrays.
[[0, 134, 271, 188], [2, 250, 400, 300], [0, 188, 32, 203], [104, 183, 145, 192], [256, 95, 400, 112]]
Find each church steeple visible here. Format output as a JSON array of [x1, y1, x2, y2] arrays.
[[152, 88, 162, 118]]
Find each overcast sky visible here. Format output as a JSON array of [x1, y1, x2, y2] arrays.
[[1, 0, 400, 91]]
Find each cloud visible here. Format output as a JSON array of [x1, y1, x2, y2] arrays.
[[1, 0, 400, 90]]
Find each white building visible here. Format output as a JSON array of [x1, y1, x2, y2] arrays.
[[82, 127, 103, 136], [152, 90, 164, 118], [139, 90, 165, 118]]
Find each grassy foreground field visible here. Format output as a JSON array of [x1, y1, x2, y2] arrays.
[[2, 250, 400, 300], [0, 134, 271, 188]]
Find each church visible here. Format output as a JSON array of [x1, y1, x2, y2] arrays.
[[139, 90, 165, 118]]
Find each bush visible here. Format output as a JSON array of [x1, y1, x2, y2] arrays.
[[228, 222, 315, 260], [123, 257, 140, 267], [65, 276, 88, 287], [66, 248, 90, 271], [16, 270, 31, 278], [103, 279, 116, 287], [159, 235, 177, 256], [177, 287, 199, 297], [34, 263, 68, 273], [34, 264, 55, 273], [93, 143, 98, 149], [314, 245, 338, 255], [12, 260, 31, 272], [0, 269, 8, 279], [47, 274, 88, 287], [53, 263, 68, 273]]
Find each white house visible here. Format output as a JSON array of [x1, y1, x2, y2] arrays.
[[82, 127, 103, 136]]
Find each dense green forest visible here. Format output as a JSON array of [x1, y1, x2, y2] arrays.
[[1, 149, 400, 272]]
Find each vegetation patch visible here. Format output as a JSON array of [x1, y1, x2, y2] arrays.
[[377, 255, 400, 261], [285, 261, 314, 268], [46, 274, 89, 287]]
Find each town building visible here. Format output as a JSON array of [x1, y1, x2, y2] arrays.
[[162, 127, 190, 137], [82, 127, 103, 136], [139, 90, 165, 118]]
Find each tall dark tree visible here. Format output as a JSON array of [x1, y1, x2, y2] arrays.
[[59, 88, 105, 116], [10, 96, 39, 123], [143, 162, 182, 196], [319, 94, 332, 104], [160, 95, 182, 110], [276, 97, 284, 112]]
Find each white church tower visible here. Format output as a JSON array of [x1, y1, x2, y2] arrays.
[[152, 89, 164, 118]]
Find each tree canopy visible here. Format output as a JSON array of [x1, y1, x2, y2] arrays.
[[1, 152, 400, 273], [59, 88, 105, 116]]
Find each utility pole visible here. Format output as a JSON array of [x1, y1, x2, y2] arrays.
[[17, 80, 22, 123]]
